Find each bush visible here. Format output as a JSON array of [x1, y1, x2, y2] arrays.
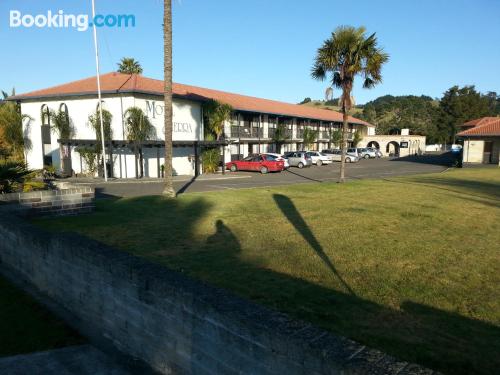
[[202, 148, 220, 173], [0, 162, 44, 193], [76, 147, 98, 176]]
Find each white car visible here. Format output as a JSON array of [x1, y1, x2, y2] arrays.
[[306, 151, 333, 166], [262, 153, 290, 168], [322, 149, 359, 163]]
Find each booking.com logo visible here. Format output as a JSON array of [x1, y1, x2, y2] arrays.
[[9, 10, 135, 32]]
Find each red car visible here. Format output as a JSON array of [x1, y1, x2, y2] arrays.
[[226, 154, 285, 174]]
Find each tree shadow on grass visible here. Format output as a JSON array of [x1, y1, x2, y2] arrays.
[[272, 194, 355, 296], [38, 196, 500, 375], [187, 217, 500, 375]]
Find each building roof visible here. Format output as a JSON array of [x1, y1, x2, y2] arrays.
[[459, 117, 499, 128], [10, 72, 372, 126], [457, 117, 500, 137]]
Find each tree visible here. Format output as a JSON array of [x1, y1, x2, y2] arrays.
[[352, 130, 363, 147], [302, 127, 318, 150], [272, 124, 289, 154], [299, 97, 312, 104], [439, 85, 492, 143], [312, 26, 388, 182], [117, 57, 143, 74], [50, 108, 75, 173], [124, 106, 156, 178], [203, 99, 233, 139], [88, 108, 112, 175], [0, 89, 32, 161], [329, 129, 342, 148], [162, 0, 175, 197]]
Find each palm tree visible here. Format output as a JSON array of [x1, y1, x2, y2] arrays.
[[88, 108, 113, 175], [117, 57, 143, 74], [162, 0, 175, 196], [329, 128, 342, 148], [302, 127, 318, 150], [124, 107, 156, 178], [352, 130, 363, 147], [272, 124, 289, 154], [203, 99, 233, 140], [50, 108, 75, 173], [312, 26, 388, 182]]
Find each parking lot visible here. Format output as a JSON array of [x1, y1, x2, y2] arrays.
[[86, 155, 452, 198]]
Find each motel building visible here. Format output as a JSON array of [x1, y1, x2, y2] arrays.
[[457, 117, 500, 165], [10, 72, 425, 178]]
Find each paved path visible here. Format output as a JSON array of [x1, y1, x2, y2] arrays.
[[71, 156, 452, 198], [0, 345, 132, 375]]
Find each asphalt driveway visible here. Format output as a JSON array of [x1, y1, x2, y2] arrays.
[[79, 155, 452, 198]]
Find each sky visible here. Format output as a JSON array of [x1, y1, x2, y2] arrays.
[[1, 0, 499, 104]]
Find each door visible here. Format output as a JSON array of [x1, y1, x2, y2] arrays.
[[483, 142, 493, 163]]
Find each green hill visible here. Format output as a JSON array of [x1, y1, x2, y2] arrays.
[[298, 99, 364, 116]]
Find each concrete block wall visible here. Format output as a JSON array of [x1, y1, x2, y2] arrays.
[[0, 185, 94, 216], [0, 217, 437, 375]]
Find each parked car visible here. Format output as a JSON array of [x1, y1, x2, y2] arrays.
[[357, 147, 377, 159], [283, 151, 313, 168], [306, 151, 333, 166], [323, 149, 359, 163], [226, 154, 285, 174], [366, 147, 383, 158], [262, 153, 290, 168]]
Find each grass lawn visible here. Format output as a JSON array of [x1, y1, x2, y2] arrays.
[[0, 276, 83, 357], [35, 168, 500, 375]]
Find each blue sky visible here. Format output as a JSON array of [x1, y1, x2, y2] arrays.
[[1, 0, 499, 104]]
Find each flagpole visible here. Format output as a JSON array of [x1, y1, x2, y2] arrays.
[[91, 0, 108, 182]]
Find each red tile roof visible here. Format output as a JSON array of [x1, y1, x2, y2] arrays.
[[457, 117, 500, 137], [459, 117, 499, 128], [10, 72, 372, 126]]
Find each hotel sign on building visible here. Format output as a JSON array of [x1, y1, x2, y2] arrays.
[[144, 100, 199, 141]]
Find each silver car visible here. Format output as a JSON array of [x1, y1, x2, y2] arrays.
[[357, 147, 377, 159], [283, 151, 313, 168], [322, 149, 359, 163], [366, 147, 383, 158]]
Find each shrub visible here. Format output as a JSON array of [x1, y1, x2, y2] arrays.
[[0, 161, 44, 193], [76, 147, 98, 176], [202, 148, 220, 173]]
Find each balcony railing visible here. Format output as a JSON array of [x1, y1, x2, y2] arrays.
[[230, 126, 263, 138]]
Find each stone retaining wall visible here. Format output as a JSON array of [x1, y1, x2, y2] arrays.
[[0, 184, 94, 216], [0, 217, 436, 375]]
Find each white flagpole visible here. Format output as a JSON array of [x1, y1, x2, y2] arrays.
[[91, 0, 108, 181]]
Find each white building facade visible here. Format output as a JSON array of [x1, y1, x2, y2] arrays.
[[11, 72, 391, 178]]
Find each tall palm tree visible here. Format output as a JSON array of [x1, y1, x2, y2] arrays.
[[117, 57, 143, 74], [162, 0, 175, 197], [312, 26, 388, 182], [124, 106, 156, 178]]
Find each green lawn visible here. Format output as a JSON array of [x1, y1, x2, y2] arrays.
[[35, 168, 500, 375], [0, 276, 83, 357]]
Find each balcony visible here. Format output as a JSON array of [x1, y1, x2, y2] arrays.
[[267, 128, 292, 139], [230, 126, 263, 139]]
